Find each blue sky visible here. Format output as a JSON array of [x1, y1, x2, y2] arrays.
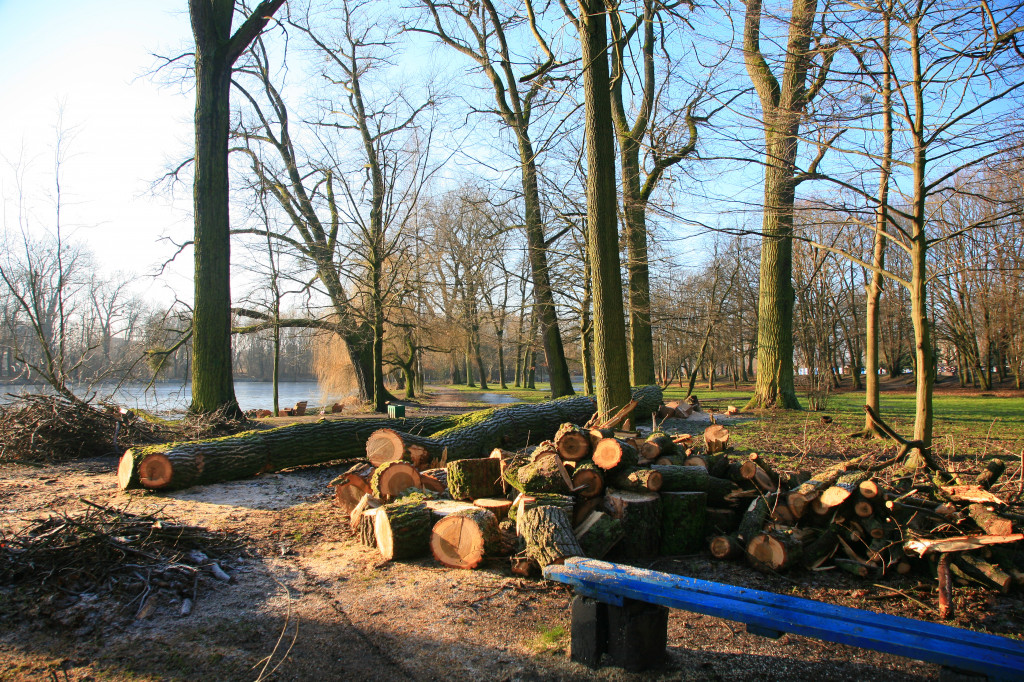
[[0, 0, 195, 298]]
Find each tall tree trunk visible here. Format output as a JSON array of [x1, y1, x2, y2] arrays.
[[519, 140, 575, 399], [191, 20, 239, 417], [859, 9, 891, 437], [496, 329, 507, 389], [579, 0, 632, 418], [188, 0, 284, 416], [474, 331, 489, 390], [742, 0, 824, 410]]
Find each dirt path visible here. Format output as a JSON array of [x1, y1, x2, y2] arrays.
[[0, 455, 956, 681]]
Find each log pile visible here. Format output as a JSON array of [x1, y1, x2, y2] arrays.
[[337, 397, 1022, 619], [337, 395, 744, 574], [698, 409, 1024, 617]]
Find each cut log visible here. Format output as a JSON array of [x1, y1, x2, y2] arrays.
[[570, 461, 605, 499], [370, 461, 422, 501], [833, 558, 871, 577], [509, 493, 574, 531], [446, 458, 502, 500], [801, 526, 839, 569], [639, 433, 675, 461], [858, 478, 881, 500], [706, 507, 740, 535], [736, 497, 769, 545], [703, 425, 730, 454], [709, 535, 745, 560], [968, 504, 1015, 536], [520, 505, 584, 568], [593, 438, 639, 471], [952, 553, 1013, 593], [820, 471, 872, 509], [746, 531, 802, 572], [419, 473, 446, 494], [334, 469, 373, 513], [429, 508, 501, 569], [609, 467, 663, 493], [420, 467, 448, 490], [421, 499, 479, 523], [366, 429, 431, 469], [554, 423, 592, 461], [513, 451, 572, 494], [738, 460, 778, 493], [358, 507, 380, 547], [651, 465, 738, 506], [374, 499, 432, 560], [119, 386, 664, 491], [573, 496, 604, 527], [682, 455, 708, 469], [660, 491, 707, 555], [788, 462, 860, 516], [472, 498, 513, 520], [587, 428, 615, 449], [574, 511, 625, 559], [349, 493, 381, 532], [937, 554, 953, 619], [603, 490, 662, 560], [976, 458, 1006, 490], [905, 533, 1024, 556]]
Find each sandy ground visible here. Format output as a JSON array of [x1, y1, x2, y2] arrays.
[[4, 448, 1002, 682]]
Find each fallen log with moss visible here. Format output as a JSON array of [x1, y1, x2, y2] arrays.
[[118, 386, 663, 492]]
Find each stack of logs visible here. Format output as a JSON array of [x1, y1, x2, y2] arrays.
[[704, 446, 1023, 616], [333, 400, 1023, 614]]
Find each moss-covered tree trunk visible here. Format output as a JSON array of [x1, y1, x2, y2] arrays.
[[120, 386, 664, 491], [580, 0, 632, 418]]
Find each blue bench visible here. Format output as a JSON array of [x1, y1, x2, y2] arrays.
[[544, 557, 1024, 679]]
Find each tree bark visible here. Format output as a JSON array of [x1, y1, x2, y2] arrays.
[[579, 0, 632, 418]]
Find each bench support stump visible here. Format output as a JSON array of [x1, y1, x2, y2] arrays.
[[571, 594, 668, 671]]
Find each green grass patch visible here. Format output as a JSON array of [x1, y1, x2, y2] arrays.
[[529, 624, 567, 653]]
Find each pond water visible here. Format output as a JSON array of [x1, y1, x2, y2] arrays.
[[0, 381, 348, 414]]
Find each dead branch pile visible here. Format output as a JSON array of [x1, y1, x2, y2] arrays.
[[0, 500, 240, 629], [0, 394, 165, 463], [335, 398, 1022, 618]]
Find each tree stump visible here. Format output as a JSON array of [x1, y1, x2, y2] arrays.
[[374, 499, 432, 560], [703, 424, 730, 453], [660, 491, 707, 555], [603, 490, 661, 560], [520, 505, 583, 568], [446, 458, 502, 500], [430, 508, 501, 569]]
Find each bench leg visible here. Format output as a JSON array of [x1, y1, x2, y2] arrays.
[[606, 598, 669, 671], [570, 595, 608, 667]]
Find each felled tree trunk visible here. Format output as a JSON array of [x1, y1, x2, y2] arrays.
[[118, 386, 663, 492]]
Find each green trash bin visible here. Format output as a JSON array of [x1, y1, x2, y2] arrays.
[[387, 403, 405, 419]]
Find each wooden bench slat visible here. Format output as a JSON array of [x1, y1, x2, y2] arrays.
[[545, 557, 1024, 680]]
